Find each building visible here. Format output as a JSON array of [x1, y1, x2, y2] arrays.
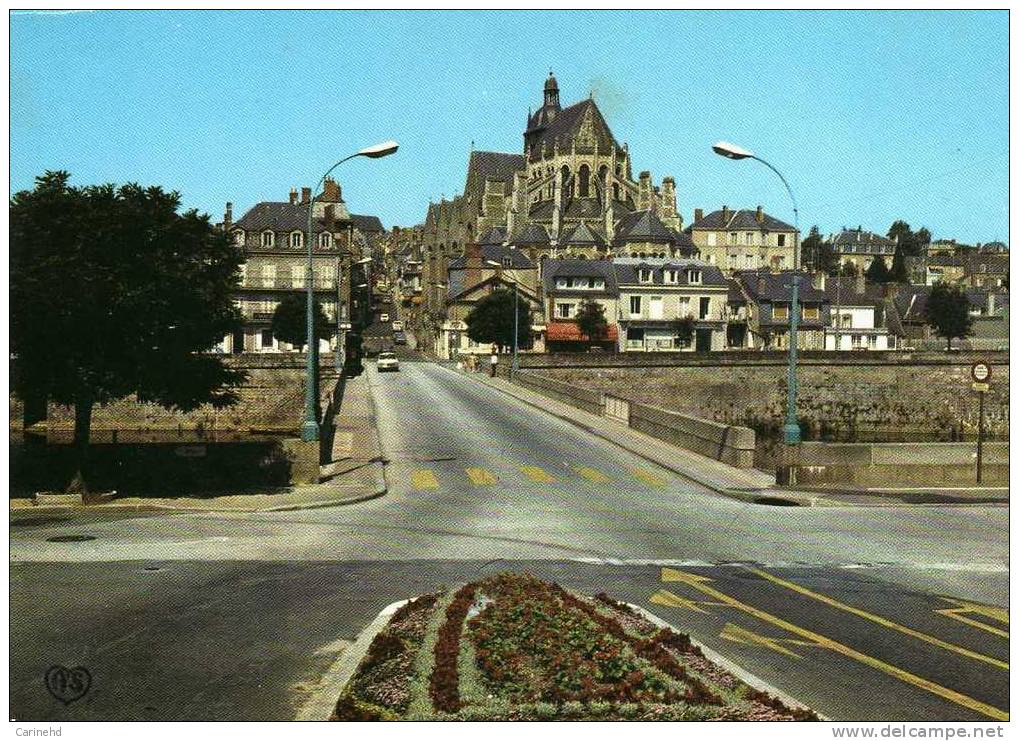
[[960, 252, 1009, 289], [925, 254, 966, 285], [820, 275, 895, 351], [686, 206, 797, 273], [613, 258, 728, 352], [734, 270, 829, 350], [541, 259, 620, 352], [223, 179, 381, 355], [891, 286, 1009, 350], [828, 227, 896, 273], [613, 209, 696, 260]]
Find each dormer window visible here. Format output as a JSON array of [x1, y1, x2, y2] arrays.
[[638, 268, 653, 284], [687, 269, 702, 285], [502, 256, 513, 268], [290, 231, 304, 249], [319, 232, 332, 249], [260, 231, 274, 248], [663, 269, 678, 284], [231, 229, 245, 246]]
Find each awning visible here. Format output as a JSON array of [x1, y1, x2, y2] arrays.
[[546, 322, 619, 342]]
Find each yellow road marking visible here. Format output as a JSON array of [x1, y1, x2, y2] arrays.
[[937, 599, 1009, 639], [659, 568, 1009, 721], [720, 622, 817, 658], [631, 468, 667, 488], [575, 466, 611, 483], [410, 469, 439, 489], [747, 568, 1008, 670], [650, 588, 711, 614], [464, 467, 498, 486], [519, 466, 556, 483]]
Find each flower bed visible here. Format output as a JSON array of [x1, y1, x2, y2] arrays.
[[333, 573, 816, 721]]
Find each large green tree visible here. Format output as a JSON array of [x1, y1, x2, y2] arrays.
[[865, 256, 891, 284], [800, 226, 838, 274], [925, 283, 974, 351], [575, 297, 608, 344], [887, 220, 931, 258], [270, 292, 332, 348], [10, 171, 246, 495], [888, 248, 911, 283], [464, 289, 531, 351]]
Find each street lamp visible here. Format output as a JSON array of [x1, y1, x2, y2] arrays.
[[302, 140, 398, 443], [712, 140, 801, 444]]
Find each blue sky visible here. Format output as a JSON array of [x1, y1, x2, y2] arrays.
[[10, 10, 1009, 243]]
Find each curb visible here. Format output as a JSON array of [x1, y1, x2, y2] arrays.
[[295, 598, 409, 721], [627, 602, 827, 720]]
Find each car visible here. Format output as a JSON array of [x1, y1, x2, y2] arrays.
[[393, 331, 407, 345], [376, 351, 400, 372], [380, 313, 390, 323], [392, 320, 404, 331]]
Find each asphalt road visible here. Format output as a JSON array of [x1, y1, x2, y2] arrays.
[[10, 358, 1009, 721]]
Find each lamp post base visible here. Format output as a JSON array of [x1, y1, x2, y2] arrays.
[[783, 423, 801, 445], [301, 420, 320, 443]]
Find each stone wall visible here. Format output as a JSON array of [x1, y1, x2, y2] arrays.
[[534, 357, 1009, 442]]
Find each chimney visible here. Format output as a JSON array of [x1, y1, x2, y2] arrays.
[[289, 188, 298, 205], [223, 202, 233, 228], [756, 205, 764, 223], [694, 207, 704, 223], [323, 178, 341, 202], [301, 187, 311, 204], [721, 205, 731, 223]]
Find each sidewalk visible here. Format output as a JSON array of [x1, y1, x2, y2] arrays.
[[12, 373, 387, 515]]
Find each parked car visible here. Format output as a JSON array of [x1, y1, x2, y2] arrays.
[[376, 351, 400, 372], [380, 313, 390, 323], [392, 320, 404, 331], [393, 331, 407, 345]]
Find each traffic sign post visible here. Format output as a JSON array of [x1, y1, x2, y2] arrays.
[[970, 362, 992, 484]]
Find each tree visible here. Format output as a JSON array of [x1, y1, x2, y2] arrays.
[[464, 289, 530, 351], [925, 283, 974, 351], [10, 171, 246, 495], [840, 261, 860, 277], [865, 256, 890, 284], [888, 248, 911, 283], [800, 226, 824, 272], [270, 292, 331, 348], [575, 297, 608, 344], [671, 316, 696, 348], [887, 220, 931, 258]]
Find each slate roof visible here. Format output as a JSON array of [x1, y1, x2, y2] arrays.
[[612, 258, 727, 288], [447, 272, 539, 303], [687, 209, 796, 233], [820, 277, 886, 307], [830, 228, 896, 251], [528, 197, 634, 220], [961, 253, 1009, 274], [234, 202, 348, 234], [507, 222, 551, 247], [524, 99, 620, 159], [351, 214, 384, 233], [613, 210, 678, 245], [477, 226, 508, 246], [463, 151, 526, 201], [559, 222, 607, 248], [447, 244, 534, 270], [736, 270, 829, 303], [541, 259, 618, 295], [727, 278, 748, 304]]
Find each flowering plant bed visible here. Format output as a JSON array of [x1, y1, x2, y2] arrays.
[[332, 573, 816, 721]]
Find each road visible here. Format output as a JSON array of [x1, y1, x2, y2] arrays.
[[10, 357, 1009, 721]]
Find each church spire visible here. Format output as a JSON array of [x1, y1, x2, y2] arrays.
[[543, 70, 560, 111]]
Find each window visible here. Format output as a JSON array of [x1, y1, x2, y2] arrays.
[[778, 234, 787, 247], [629, 295, 642, 315], [699, 297, 711, 320], [663, 269, 678, 284], [727, 255, 737, 270], [319, 232, 332, 249], [638, 268, 653, 283], [556, 302, 575, 319], [678, 296, 691, 316], [729, 232, 738, 245], [773, 305, 789, 320], [802, 306, 819, 321], [687, 269, 702, 285], [321, 265, 335, 288], [649, 296, 664, 319], [745, 232, 754, 245], [502, 257, 513, 268], [261, 264, 276, 288], [561, 165, 571, 198], [290, 232, 304, 249], [578, 164, 591, 198], [745, 254, 755, 269], [238, 264, 247, 286], [260, 329, 274, 348], [706, 232, 717, 247], [291, 265, 305, 289], [261, 231, 275, 248]]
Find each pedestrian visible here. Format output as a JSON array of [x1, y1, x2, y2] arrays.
[[490, 349, 499, 377]]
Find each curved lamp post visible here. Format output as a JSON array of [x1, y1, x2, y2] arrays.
[[712, 140, 801, 444], [303, 140, 398, 442]]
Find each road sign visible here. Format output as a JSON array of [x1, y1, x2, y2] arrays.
[[972, 382, 990, 393], [971, 362, 992, 383]]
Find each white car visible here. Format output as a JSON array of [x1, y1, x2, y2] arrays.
[[392, 320, 404, 331], [380, 313, 390, 323], [376, 351, 400, 372]]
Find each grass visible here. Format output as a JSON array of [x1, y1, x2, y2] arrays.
[[332, 573, 817, 721]]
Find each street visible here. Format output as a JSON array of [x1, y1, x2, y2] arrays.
[[10, 357, 1009, 721]]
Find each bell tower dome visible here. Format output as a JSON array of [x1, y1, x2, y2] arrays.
[[543, 70, 560, 110]]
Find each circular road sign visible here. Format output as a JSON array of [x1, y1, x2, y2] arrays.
[[971, 361, 992, 383]]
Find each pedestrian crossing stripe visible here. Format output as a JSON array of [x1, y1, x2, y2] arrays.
[[518, 465, 556, 483], [631, 468, 667, 487], [574, 466, 611, 483], [410, 469, 439, 489], [464, 467, 498, 485]]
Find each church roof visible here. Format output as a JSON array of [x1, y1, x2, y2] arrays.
[[508, 222, 551, 247], [477, 226, 507, 245], [559, 222, 607, 247], [463, 150, 525, 202], [613, 209, 678, 244], [525, 98, 620, 160]]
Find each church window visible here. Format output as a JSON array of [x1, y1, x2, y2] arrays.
[[613, 183, 620, 201], [561, 165, 571, 198], [598, 165, 608, 185], [578, 164, 591, 198]]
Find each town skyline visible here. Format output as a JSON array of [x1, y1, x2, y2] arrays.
[[10, 9, 1008, 244]]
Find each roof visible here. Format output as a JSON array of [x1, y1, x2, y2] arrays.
[[559, 221, 607, 247], [447, 272, 539, 303], [727, 278, 747, 304], [508, 222, 551, 247], [736, 270, 829, 303], [830, 228, 896, 251], [546, 321, 619, 342], [687, 208, 796, 233], [524, 98, 619, 161], [477, 226, 508, 246], [234, 201, 349, 234], [613, 210, 679, 245], [351, 214, 384, 233], [612, 258, 728, 288], [542, 258, 618, 294], [820, 276, 886, 307], [463, 150, 526, 202], [529, 197, 635, 221], [447, 244, 534, 270]]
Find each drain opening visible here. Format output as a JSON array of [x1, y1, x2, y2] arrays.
[[12, 516, 71, 528], [46, 535, 97, 543], [753, 496, 801, 507]]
